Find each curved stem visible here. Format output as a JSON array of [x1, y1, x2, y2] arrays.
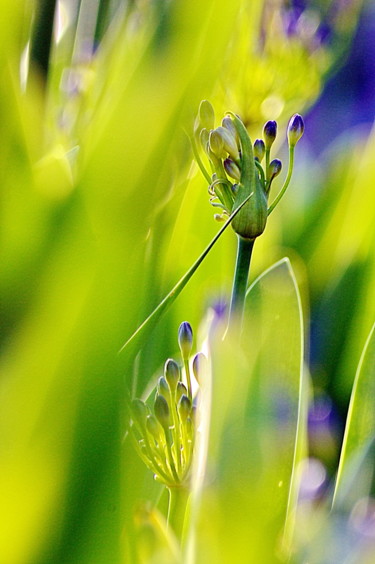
[[267, 146, 295, 215], [255, 159, 266, 189], [228, 236, 254, 328]]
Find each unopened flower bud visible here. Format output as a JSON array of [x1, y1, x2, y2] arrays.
[[222, 116, 238, 142], [268, 159, 282, 180], [199, 128, 209, 151], [192, 352, 207, 384], [146, 414, 161, 440], [176, 381, 188, 402], [154, 394, 170, 429], [157, 376, 170, 399], [209, 129, 225, 159], [164, 359, 179, 391], [199, 100, 215, 130], [178, 395, 191, 422], [263, 120, 277, 149], [178, 321, 193, 360], [224, 158, 241, 181], [287, 114, 304, 147], [215, 126, 240, 161], [254, 139, 265, 162], [132, 399, 148, 427]]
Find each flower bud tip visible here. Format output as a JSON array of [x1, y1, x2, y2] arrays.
[[199, 100, 215, 130], [164, 359, 180, 390], [268, 158, 282, 180], [178, 394, 192, 422], [263, 120, 277, 149], [178, 321, 193, 360], [154, 394, 170, 428], [287, 114, 304, 147], [192, 352, 207, 384], [254, 138, 265, 162]]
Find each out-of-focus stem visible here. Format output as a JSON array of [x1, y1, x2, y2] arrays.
[[167, 486, 190, 540]]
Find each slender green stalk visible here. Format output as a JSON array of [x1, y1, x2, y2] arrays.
[[265, 147, 271, 176], [164, 429, 180, 483], [267, 146, 295, 215], [167, 486, 190, 540], [184, 359, 192, 400], [228, 235, 254, 327], [170, 392, 183, 475]]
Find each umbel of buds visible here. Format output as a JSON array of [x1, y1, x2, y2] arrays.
[[130, 322, 207, 487], [194, 100, 304, 239]]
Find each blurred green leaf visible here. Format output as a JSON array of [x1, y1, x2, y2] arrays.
[[190, 258, 307, 563], [333, 323, 375, 507]]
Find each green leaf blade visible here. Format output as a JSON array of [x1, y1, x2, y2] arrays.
[[333, 322, 375, 507], [190, 258, 307, 562]]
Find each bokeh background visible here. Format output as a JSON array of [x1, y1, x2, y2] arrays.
[[1, 1, 374, 563]]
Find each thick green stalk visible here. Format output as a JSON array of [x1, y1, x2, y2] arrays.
[[228, 236, 254, 327], [167, 486, 190, 540]]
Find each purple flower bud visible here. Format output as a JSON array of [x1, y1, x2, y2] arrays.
[[253, 138, 266, 162], [268, 159, 282, 180], [224, 157, 241, 181], [178, 321, 193, 360], [287, 114, 304, 147], [263, 120, 277, 148]]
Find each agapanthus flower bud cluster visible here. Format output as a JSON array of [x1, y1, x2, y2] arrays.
[[130, 322, 206, 487], [194, 101, 304, 239]]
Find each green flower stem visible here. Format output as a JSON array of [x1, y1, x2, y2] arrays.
[[267, 146, 295, 215], [255, 160, 266, 187], [229, 235, 255, 327], [184, 359, 192, 400], [167, 486, 190, 540], [164, 428, 180, 483], [130, 434, 171, 483], [170, 393, 183, 474], [265, 147, 271, 177]]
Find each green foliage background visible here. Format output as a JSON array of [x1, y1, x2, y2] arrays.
[[1, 1, 374, 563]]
